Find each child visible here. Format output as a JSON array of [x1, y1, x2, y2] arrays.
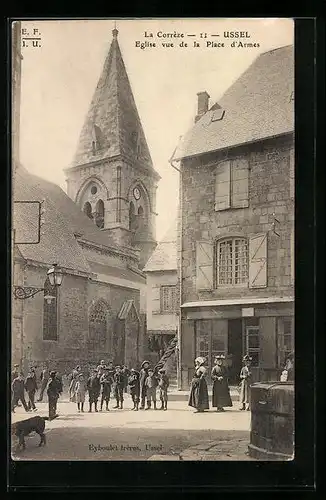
[[100, 368, 112, 411], [145, 368, 158, 410], [128, 368, 140, 411], [87, 370, 101, 412], [113, 365, 125, 409], [157, 369, 169, 411], [75, 373, 86, 412], [239, 355, 252, 411], [24, 368, 38, 412]]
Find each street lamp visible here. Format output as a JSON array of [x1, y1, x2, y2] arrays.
[[13, 263, 64, 300]]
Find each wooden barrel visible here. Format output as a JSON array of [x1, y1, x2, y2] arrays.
[[248, 381, 294, 460]]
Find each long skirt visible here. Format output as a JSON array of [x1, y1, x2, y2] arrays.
[[212, 379, 233, 408], [188, 377, 209, 410]]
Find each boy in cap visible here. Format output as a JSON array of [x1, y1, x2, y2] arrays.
[[145, 368, 158, 410], [100, 367, 112, 411], [157, 368, 169, 410], [113, 365, 124, 409], [139, 360, 150, 409], [128, 368, 140, 411], [239, 355, 252, 411], [87, 369, 101, 412], [47, 371, 61, 420]]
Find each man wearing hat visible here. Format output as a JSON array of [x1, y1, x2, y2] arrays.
[[211, 355, 233, 412], [87, 369, 101, 412], [99, 367, 113, 411], [239, 355, 253, 410], [139, 360, 151, 410], [47, 371, 62, 420]]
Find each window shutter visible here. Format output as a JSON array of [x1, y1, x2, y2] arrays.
[[196, 240, 214, 290], [289, 149, 294, 199], [215, 161, 231, 211], [231, 158, 249, 208], [248, 233, 268, 288], [152, 286, 161, 314]]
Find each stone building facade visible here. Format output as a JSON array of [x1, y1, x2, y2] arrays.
[[173, 45, 294, 389]]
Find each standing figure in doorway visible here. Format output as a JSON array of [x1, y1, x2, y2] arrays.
[[188, 357, 209, 413], [47, 371, 61, 420], [239, 355, 252, 411], [87, 370, 101, 413], [211, 355, 233, 412], [139, 360, 150, 409]]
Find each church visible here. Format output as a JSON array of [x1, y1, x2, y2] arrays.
[[12, 26, 160, 375]]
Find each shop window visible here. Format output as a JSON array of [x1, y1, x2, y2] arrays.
[[160, 285, 177, 313], [216, 237, 248, 286], [245, 322, 260, 367], [195, 320, 227, 374], [43, 278, 58, 341], [278, 317, 294, 367]]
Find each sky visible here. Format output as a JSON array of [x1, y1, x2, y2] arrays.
[[18, 18, 294, 241]]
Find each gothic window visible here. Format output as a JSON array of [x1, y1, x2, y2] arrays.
[[83, 202, 93, 220], [129, 201, 137, 231], [43, 278, 58, 341], [94, 199, 104, 229], [216, 237, 248, 286], [89, 300, 108, 350]]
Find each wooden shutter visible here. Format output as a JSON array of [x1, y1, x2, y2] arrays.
[[231, 158, 249, 208], [248, 233, 268, 288], [289, 148, 294, 199], [196, 240, 214, 290], [215, 161, 231, 211]]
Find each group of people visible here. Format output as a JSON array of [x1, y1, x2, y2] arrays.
[[68, 360, 170, 413], [188, 354, 253, 413], [11, 364, 63, 419]]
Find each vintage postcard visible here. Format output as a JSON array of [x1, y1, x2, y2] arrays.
[[11, 18, 294, 462]]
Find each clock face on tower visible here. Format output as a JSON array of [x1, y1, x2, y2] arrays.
[[133, 187, 141, 200]]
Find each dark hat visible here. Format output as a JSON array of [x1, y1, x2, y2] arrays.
[[215, 354, 225, 360], [141, 360, 150, 368], [50, 370, 57, 377]]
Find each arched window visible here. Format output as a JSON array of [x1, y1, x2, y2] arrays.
[[94, 199, 104, 229], [129, 201, 137, 231], [215, 237, 248, 286], [83, 202, 93, 220], [138, 206, 144, 216], [89, 300, 108, 350], [43, 278, 58, 341]]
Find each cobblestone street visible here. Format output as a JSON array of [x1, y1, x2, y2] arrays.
[[11, 396, 253, 461]]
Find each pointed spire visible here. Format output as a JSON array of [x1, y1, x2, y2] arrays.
[[70, 27, 159, 179], [112, 20, 118, 38]]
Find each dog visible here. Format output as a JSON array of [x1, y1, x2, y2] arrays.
[[12, 415, 47, 450]]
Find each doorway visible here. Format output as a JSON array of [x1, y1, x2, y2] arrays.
[[228, 319, 243, 384]]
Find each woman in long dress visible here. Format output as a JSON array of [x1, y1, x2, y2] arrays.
[[211, 355, 233, 412], [188, 357, 209, 413], [239, 355, 252, 411]]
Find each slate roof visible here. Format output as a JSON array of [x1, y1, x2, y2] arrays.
[[69, 29, 159, 180], [173, 45, 294, 160], [13, 165, 135, 274], [143, 220, 177, 272]]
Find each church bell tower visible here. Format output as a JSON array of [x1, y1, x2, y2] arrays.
[[65, 27, 160, 269]]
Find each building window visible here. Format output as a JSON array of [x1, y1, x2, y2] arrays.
[[160, 286, 177, 313], [215, 159, 249, 211], [245, 324, 260, 367], [43, 278, 58, 341], [94, 199, 104, 229], [278, 317, 294, 368], [83, 201, 93, 220], [195, 320, 227, 375], [216, 237, 248, 286], [89, 300, 108, 350]]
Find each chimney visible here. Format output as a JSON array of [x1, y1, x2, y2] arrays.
[[195, 91, 210, 123]]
